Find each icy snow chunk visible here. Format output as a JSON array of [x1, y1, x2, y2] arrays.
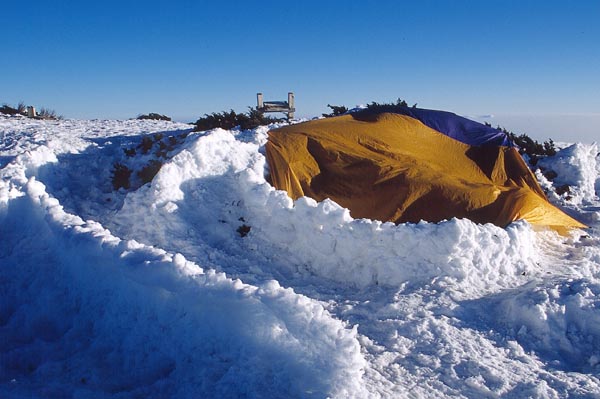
[[538, 143, 598, 205]]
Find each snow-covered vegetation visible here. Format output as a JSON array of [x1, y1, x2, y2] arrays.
[[1, 113, 599, 398]]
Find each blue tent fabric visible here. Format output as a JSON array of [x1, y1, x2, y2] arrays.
[[354, 107, 513, 147]]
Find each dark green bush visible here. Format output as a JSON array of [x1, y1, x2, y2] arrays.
[[322, 99, 417, 118], [194, 107, 281, 132], [138, 136, 155, 154], [237, 224, 251, 237], [113, 132, 190, 192], [503, 128, 556, 166], [322, 104, 348, 118], [1, 102, 60, 119], [195, 110, 237, 131], [124, 148, 136, 157], [137, 160, 163, 185], [111, 163, 132, 190], [137, 113, 171, 121], [240, 108, 282, 130], [38, 107, 61, 120], [555, 184, 572, 201], [362, 98, 417, 113], [0, 104, 19, 115], [124, 132, 185, 162], [0, 102, 26, 115], [543, 170, 558, 180]]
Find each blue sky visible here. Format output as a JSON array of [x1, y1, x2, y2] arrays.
[[2, 1, 599, 141]]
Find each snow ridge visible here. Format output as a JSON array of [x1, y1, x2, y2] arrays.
[[1, 178, 366, 399]]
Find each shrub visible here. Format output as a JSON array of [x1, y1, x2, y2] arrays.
[[193, 107, 281, 132], [240, 108, 281, 130], [137, 113, 171, 121], [194, 110, 237, 131], [237, 224, 251, 237], [124, 148, 136, 157], [0, 102, 26, 115], [111, 163, 132, 190], [123, 132, 185, 162], [543, 140, 557, 156], [1, 102, 61, 119], [154, 146, 168, 159], [322, 104, 348, 118], [112, 132, 190, 192], [138, 136, 155, 154], [37, 107, 61, 120], [322, 99, 417, 118], [504, 128, 556, 166], [543, 170, 558, 180], [137, 160, 163, 185], [0, 104, 19, 115], [362, 98, 417, 113]]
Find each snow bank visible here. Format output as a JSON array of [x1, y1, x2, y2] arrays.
[[248, 196, 538, 292], [0, 180, 367, 397], [538, 143, 599, 205]]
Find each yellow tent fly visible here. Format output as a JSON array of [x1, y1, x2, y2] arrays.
[[265, 112, 586, 232]]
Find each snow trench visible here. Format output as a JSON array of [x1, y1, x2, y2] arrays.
[[0, 136, 367, 398]]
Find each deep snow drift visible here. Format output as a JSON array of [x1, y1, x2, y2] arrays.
[[1, 114, 599, 398]]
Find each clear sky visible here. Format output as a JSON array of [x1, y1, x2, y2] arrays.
[[2, 0, 599, 142]]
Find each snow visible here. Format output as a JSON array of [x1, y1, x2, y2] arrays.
[[538, 143, 599, 206], [1, 113, 600, 398]]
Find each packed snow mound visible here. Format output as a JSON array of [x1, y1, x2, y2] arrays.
[[538, 143, 599, 205], [2, 116, 600, 398], [251, 199, 538, 292]]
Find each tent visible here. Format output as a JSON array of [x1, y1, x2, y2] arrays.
[[265, 109, 586, 232]]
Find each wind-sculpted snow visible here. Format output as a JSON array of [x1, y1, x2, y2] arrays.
[[1, 115, 600, 398]]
